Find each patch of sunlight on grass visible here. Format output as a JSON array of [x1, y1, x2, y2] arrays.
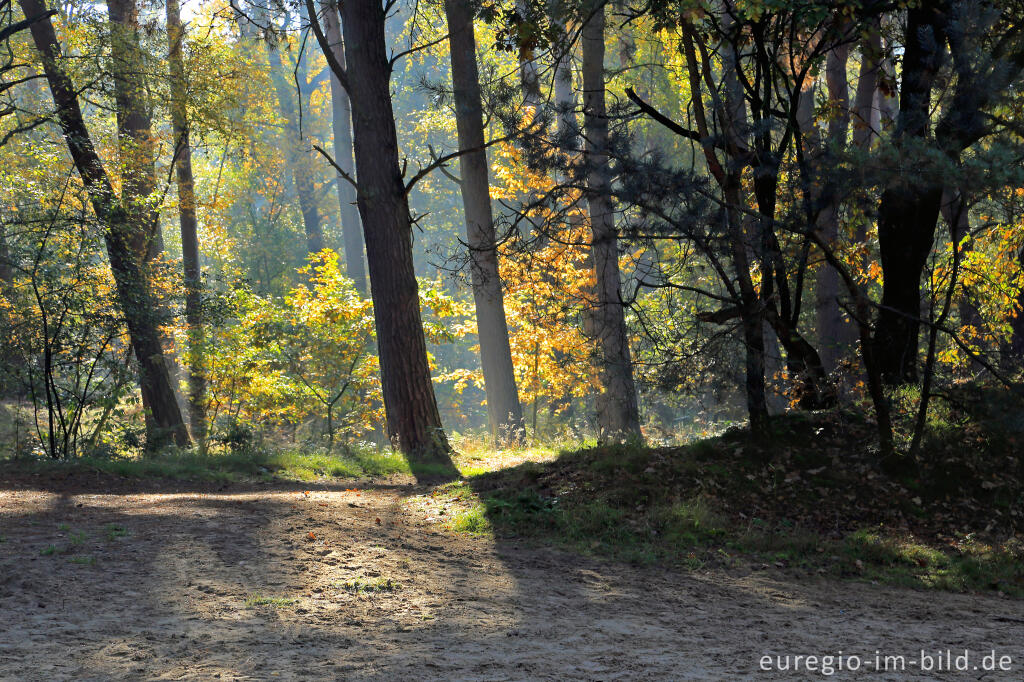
[[449, 505, 491, 534], [336, 576, 400, 593], [450, 439, 564, 478], [244, 594, 298, 608], [1, 443, 413, 483]]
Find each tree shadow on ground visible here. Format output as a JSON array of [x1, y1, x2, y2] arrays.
[[0, 473, 1021, 679]]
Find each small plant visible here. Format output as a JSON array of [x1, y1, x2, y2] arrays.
[[449, 506, 491, 534], [337, 576, 400, 593], [56, 523, 70, 532], [69, 530, 87, 546], [105, 524, 130, 540], [40, 544, 58, 556], [244, 594, 297, 608], [67, 555, 95, 565]]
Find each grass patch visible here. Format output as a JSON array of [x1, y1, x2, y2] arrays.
[[39, 544, 58, 556], [426, 417, 1024, 596], [69, 530, 87, 546], [244, 594, 298, 608], [449, 505, 491, 533], [837, 529, 1024, 594], [336, 576, 401, 593], [0, 444, 414, 483], [67, 555, 95, 565], [104, 524, 130, 540]]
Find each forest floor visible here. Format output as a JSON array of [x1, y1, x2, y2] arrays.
[[2, 470, 1024, 680]]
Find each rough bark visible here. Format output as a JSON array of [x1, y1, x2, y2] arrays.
[[581, 2, 641, 439], [336, 0, 455, 473], [323, 3, 366, 294], [20, 0, 189, 448], [166, 0, 206, 445], [443, 0, 525, 443]]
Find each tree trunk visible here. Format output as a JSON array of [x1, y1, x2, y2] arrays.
[[852, 22, 882, 151], [873, 4, 945, 384], [516, 0, 541, 110], [876, 14, 898, 131], [108, 0, 190, 448], [581, 2, 641, 439], [338, 0, 455, 473], [815, 40, 853, 374], [443, 0, 525, 443], [20, 0, 189, 448], [553, 28, 574, 141], [166, 0, 206, 446], [263, 12, 324, 255], [107, 0, 162, 262], [0, 220, 10, 287], [323, 3, 366, 294], [676, 16, 768, 432]]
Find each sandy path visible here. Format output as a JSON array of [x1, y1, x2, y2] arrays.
[[1, 480, 1021, 680]]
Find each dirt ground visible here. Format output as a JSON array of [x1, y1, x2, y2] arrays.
[[1, 475, 1022, 680]]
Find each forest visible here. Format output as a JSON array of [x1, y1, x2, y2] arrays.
[[2, 0, 1024, 677]]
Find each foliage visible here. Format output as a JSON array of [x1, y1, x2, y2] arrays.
[[202, 250, 382, 445]]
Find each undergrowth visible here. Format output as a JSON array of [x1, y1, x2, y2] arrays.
[[425, 397, 1024, 597]]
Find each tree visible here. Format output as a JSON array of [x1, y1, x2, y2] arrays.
[[307, 0, 456, 474], [442, 0, 525, 444], [18, 0, 189, 448], [261, 4, 325, 255], [322, 2, 366, 294], [872, 3, 946, 385], [167, 0, 206, 446], [581, 0, 641, 439], [873, 0, 1024, 384]]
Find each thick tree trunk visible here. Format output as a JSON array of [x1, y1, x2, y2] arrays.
[[581, 2, 641, 439], [873, 4, 945, 384], [443, 0, 525, 443], [338, 0, 454, 472], [108, 0, 191, 445], [167, 0, 206, 446], [263, 15, 324, 255], [21, 0, 189, 448], [107, 0, 162, 262], [323, 4, 366, 294], [108, 0, 165, 438]]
